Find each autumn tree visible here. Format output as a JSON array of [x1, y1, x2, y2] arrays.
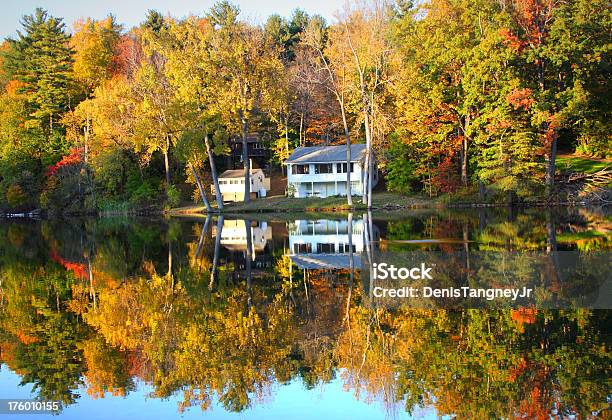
[[130, 21, 183, 192], [332, 1, 394, 208], [208, 1, 285, 203], [161, 17, 235, 210], [303, 16, 357, 205], [71, 16, 122, 97], [501, 0, 611, 195]]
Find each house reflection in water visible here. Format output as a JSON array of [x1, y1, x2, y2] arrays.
[[212, 219, 274, 276], [288, 218, 379, 270], [213, 219, 272, 258]]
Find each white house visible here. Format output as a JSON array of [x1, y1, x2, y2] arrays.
[[213, 168, 271, 202], [212, 219, 272, 259], [287, 218, 379, 269], [284, 144, 378, 198]]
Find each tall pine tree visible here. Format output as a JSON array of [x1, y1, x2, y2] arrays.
[[4, 8, 73, 136]]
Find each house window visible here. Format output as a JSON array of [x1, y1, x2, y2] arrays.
[[315, 163, 333, 174], [293, 243, 312, 253], [336, 163, 355, 173], [317, 243, 335, 253], [252, 142, 263, 149], [292, 164, 309, 175], [338, 243, 356, 253]]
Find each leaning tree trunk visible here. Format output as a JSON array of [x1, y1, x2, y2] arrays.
[[241, 118, 251, 203], [204, 132, 223, 210], [194, 215, 210, 266], [190, 161, 212, 213], [210, 215, 223, 290]]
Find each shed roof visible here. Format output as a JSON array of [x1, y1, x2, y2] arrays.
[[219, 168, 263, 179], [285, 144, 366, 164]]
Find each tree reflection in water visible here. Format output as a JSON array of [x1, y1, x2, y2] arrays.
[[0, 207, 609, 417]]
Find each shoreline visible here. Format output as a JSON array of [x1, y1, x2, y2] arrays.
[[1, 193, 607, 220]]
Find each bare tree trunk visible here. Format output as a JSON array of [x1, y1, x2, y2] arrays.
[[361, 105, 372, 209], [546, 209, 561, 289], [204, 133, 223, 210], [363, 212, 374, 299], [362, 159, 369, 204], [368, 147, 373, 209], [344, 212, 354, 325], [210, 215, 223, 290], [546, 210, 558, 254], [242, 118, 251, 203], [545, 134, 558, 197], [478, 180, 485, 201], [285, 115, 290, 176], [459, 115, 470, 187], [460, 135, 468, 187], [84, 116, 90, 164], [88, 257, 97, 312], [190, 162, 212, 213], [84, 114, 96, 207], [463, 222, 470, 277], [363, 109, 373, 207], [164, 136, 171, 187], [299, 113, 304, 147], [342, 106, 353, 206], [245, 218, 253, 307], [167, 241, 173, 282]]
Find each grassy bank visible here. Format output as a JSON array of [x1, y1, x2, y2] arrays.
[[164, 155, 612, 217], [168, 192, 436, 216], [557, 155, 610, 174]]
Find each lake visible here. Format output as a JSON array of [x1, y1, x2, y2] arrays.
[[0, 207, 610, 419]]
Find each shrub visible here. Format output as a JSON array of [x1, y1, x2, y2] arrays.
[[166, 185, 181, 207], [384, 138, 419, 194], [129, 181, 157, 203], [6, 184, 27, 208]]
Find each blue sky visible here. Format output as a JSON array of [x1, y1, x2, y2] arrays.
[[1, 0, 346, 39], [1, 366, 437, 419]]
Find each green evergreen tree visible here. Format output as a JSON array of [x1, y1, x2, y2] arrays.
[[4, 8, 73, 135]]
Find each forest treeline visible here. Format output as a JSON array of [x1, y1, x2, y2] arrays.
[[0, 0, 609, 213]]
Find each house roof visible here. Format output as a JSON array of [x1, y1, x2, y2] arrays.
[[230, 134, 260, 143], [219, 168, 263, 179], [285, 144, 366, 164]]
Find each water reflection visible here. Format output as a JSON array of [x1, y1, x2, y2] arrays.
[[0, 207, 610, 418], [288, 217, 377, 269]]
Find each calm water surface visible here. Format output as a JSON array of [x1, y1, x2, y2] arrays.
[[0, 207, 610, 418]]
